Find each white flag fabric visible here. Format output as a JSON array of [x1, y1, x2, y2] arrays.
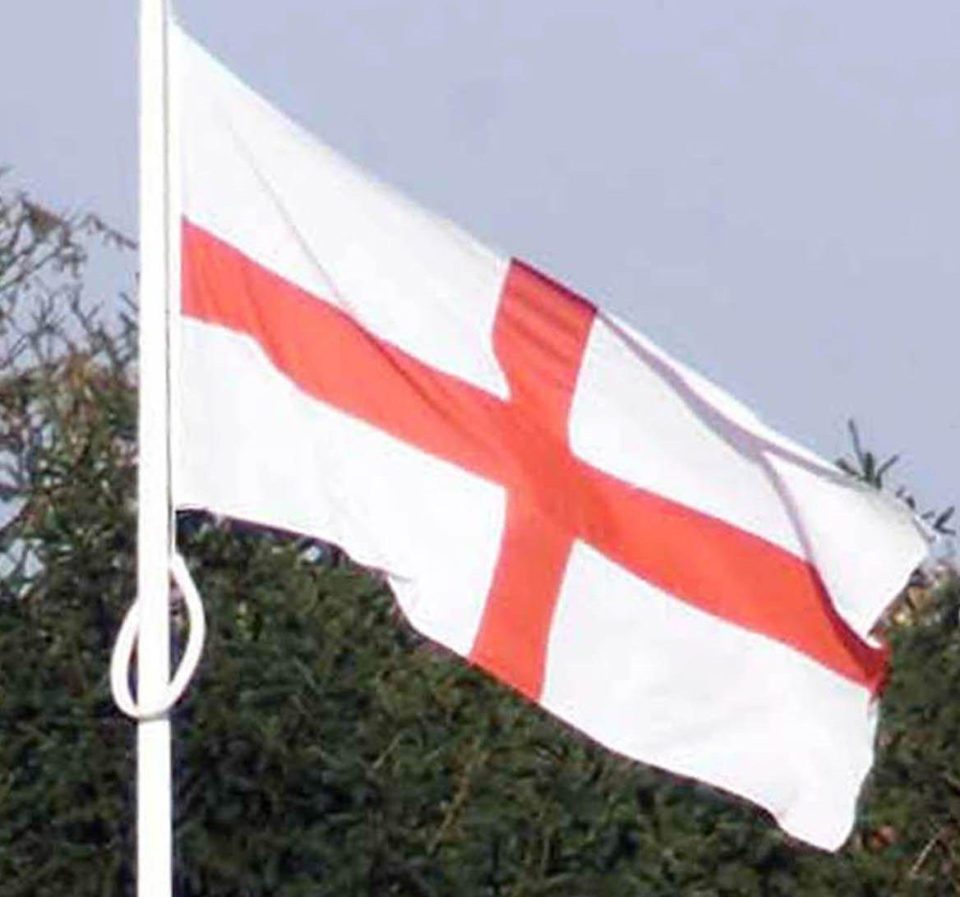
[[169, 23, 928, 849]]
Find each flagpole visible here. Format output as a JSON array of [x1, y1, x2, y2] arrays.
[[137, 0, 173, 894]]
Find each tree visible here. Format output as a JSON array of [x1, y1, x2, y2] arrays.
[[1, 176, 958, 896]]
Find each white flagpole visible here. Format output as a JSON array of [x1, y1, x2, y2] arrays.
[[137, 0, 173, 894]]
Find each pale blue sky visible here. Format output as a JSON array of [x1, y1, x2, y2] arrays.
[[2, 1, 957, 519]]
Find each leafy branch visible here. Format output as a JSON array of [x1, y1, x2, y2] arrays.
[[837, 419, 955, 537]]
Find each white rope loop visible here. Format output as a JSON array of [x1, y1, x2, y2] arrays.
[[110, 552, 207, 720]]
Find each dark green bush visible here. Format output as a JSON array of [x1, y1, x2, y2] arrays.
[[1, 182, 957, 896]]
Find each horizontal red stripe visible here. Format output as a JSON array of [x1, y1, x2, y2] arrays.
[[181, 218, 887, 693]]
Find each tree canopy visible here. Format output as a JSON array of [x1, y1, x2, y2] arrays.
[[1, 178, 958, 896]]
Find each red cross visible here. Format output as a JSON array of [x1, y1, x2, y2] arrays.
[[182, 221, 886, 699]]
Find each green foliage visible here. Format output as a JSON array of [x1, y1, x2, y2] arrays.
[[1, 181, 959, 895], [838, 420, 955, 537]]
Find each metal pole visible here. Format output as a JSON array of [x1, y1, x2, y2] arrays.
[[136, 0, 173, 894]]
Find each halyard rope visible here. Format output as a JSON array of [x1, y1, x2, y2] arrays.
[[110, 551, 206, 720]]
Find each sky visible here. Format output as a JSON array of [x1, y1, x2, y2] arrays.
[[2, 1, 957, 526]]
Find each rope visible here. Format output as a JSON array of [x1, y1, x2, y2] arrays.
[[110, 551, 207, 720]]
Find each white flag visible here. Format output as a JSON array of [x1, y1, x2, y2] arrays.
[[169, 24, 928, 849]]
